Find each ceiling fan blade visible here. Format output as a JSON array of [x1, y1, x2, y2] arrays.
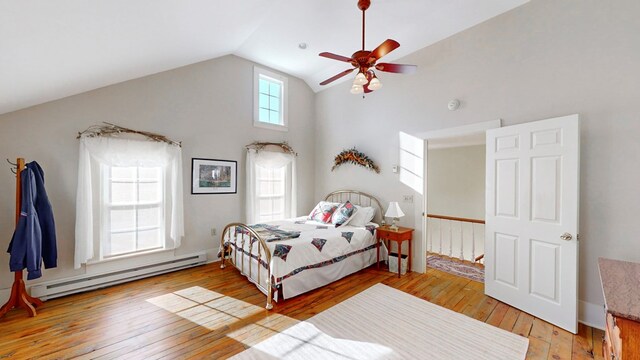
[[319, 52, 354, 63], [319, 68, 356, 86], [370, 39, 400, 60], [375, 63, 417, 74]]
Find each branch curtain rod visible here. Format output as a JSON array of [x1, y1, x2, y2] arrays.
[[245, 141, 297, 156], [77, 122, 181, 147]]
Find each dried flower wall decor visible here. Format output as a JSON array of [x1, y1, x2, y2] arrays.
[[331, 147, 380, 173]]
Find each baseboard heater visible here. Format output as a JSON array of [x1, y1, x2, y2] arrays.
[[31, 252, 207, 301]]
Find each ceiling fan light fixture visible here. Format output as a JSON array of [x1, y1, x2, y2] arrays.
[[317, 0, 416, 92], [368, 76, 382, 91], [353, 72, 368, 86], [350, 84, 364, 94]]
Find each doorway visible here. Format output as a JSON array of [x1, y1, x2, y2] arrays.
[[426, 141, 486, 282], [417, 115, 580, 333], [415, 119, 500, 277]]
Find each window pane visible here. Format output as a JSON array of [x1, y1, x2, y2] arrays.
[[110, 208, 136, 232], [109, 232, 136, 255], [269, 110, 280, 124], [259, 93, 270, 109], [269, 82, 281, 97], [259, 108, 270, 123], [139, 182, 161, 203], [259, 199, 272, 214], [139, 167, 161, 181], [138, 229, 162, 250], [259, 78, 270, 94], [269, 96, 280, 112], [258, 180, 271, 195], [272, 198, 284, 213], [138, 207, 161, 228], [111, 182, 136, 204], [111, 167, 136, 181]]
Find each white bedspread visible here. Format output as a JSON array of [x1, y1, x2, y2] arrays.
[[226, 217, 384, 300]]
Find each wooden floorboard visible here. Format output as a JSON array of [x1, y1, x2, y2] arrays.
[[0, 263, 599, 359]]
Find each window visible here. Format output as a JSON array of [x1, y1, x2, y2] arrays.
[[256, 165, 286, 222], [245, 149, 296, 224], [75, 136, 184, 269], [254, 67, 288, 131], [101, 166, 165, 257]]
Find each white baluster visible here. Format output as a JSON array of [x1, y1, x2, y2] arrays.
[[428, 218, 433, 252], [471, 224, 475, 262], [460, 222, 464, 261], [448, 220, 453, 258], [439, 219, 443, 254]]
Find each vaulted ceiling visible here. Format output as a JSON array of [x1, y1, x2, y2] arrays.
[[0, 0, 528, 115]]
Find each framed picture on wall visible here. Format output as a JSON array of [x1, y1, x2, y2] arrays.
[[191, 158, 237, 194]]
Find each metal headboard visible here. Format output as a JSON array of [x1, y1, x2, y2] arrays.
[[324, 190, 384, 224]]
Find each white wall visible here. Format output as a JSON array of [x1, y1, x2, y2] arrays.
[[427, 145, 485, 220], [0, 55, 316, 290], [315, 0, 640, 317]]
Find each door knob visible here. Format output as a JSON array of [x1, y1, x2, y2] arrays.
[[560, 232, 573, 241]]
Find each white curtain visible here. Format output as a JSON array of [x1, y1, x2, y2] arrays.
[[246, 149, 297, 224], [75, 137, 184, 269]]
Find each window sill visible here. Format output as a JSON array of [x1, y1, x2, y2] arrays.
[[253, 121, 288, 132]]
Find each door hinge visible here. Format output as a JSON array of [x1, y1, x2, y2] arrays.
[[577, 234, 580, 241]]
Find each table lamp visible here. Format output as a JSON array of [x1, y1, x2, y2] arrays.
[[385, 202, 405, 231]]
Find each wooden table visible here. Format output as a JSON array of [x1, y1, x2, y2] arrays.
[[376, 226, 414, 277]]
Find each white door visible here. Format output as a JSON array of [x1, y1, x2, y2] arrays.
[[485, 114, 580, 334]]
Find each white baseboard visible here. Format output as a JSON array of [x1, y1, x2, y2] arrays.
[[579, 300, 605, 330]]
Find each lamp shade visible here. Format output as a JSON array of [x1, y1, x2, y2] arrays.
[[368, 76, 382, 91], [353, 72, 368, 86], [385, 202, 405, 218], [350, 84, 364, 94]]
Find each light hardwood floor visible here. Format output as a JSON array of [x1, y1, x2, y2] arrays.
[[0, 263, 602, 359]]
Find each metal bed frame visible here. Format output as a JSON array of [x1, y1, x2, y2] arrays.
[[219, 190, 383, 309]]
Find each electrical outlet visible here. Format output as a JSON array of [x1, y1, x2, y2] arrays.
[[211, 227, 217, 236], [403, 195, 414, 203]]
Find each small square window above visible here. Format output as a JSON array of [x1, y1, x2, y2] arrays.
[[254, 67, 288, 131]]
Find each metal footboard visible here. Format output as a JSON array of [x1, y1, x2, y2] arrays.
[[219, 223, 274, 310]]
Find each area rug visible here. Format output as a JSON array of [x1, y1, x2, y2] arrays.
[[230, 283, 528, 360], [427, 254, 485, 283]]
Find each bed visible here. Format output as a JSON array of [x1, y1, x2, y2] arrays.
[[219, 190, 386, 309]]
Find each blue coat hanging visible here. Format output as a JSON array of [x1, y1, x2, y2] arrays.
[[7, 161, 57, 280]]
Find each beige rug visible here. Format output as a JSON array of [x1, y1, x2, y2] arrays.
[[231, 283, 528, 359]]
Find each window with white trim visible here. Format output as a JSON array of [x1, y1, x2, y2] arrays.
[[101, 166, 166, 258], [254, 67, 288, 131], [256, 165, 286, 222]]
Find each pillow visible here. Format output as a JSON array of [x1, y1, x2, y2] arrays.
[[308, 201, 339, 224], [331, 201, 358, 227], [343, 205, 376, 227]]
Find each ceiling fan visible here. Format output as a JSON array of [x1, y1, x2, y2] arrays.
[[318, 0, 417, 95]]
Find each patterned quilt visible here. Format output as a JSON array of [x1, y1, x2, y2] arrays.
[[236, 224, 301, 242], [224, 217, 379, 299]]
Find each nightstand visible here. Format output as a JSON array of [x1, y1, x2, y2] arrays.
[[376, 226, 414, 277]]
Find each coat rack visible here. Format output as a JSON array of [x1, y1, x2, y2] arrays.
[[0, 158, 43, 318]]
